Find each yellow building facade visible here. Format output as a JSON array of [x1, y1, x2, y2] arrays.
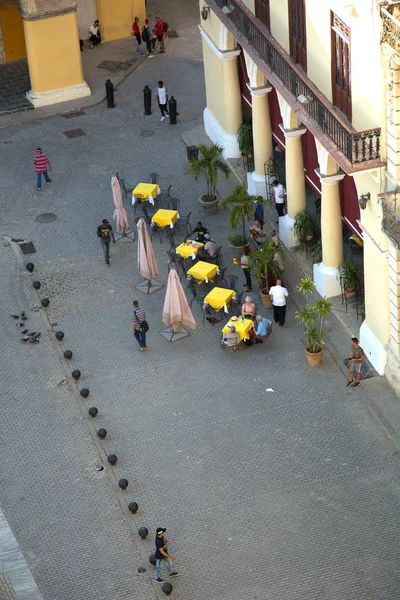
[[0, 0, 145, 107], [199, 0, 400, 392]]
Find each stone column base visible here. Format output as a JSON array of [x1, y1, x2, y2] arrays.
[[247, 171, 267, 198], [360, 320, 387, 376], [26, 81, 91, 108], [279, 214, 296, 248], [313, 263, 341, 298], [203, 107, 240, 159]]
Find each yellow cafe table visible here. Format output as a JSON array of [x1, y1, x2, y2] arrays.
[[176, 240, 204, 260], [204, 287, 236, 313], [151, 209, 179, 229], [187, 260, 218, 284], [222, 317, 253, 342], [132, 183, 160, 205]]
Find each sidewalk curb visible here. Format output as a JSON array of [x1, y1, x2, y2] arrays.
[[2, 235, 167, 600]]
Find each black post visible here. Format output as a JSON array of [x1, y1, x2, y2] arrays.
[[168, 96, 177, 124], [105, 79, 115, 108], [143, 85, 152, 115]]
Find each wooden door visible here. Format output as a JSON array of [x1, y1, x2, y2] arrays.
[[331, 13, 352, 120], [255, 0, 270, 30], [288, 0, 307, 72]]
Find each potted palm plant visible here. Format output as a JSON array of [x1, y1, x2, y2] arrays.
[[220, 183, 260, 255], [339, 261, 362, 298], [292, 210, 317, 249], [295, 276, 333, 367], [237, 123, 253, 171], [249, 240, 284, 308], [188, 143, 230, 214]]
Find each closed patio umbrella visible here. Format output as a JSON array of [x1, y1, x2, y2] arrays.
[[112, 176, 129, 234], [136, 218, 163, 294], [161, 268, 196, 341]]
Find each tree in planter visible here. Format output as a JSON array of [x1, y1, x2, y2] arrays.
[[292, 210, 317, 248], [237, 123, 253, 171], [220, 183, 261, 247], [249, 240, 284, 292], [295, 277, 333, 365], [188, 143, 230, 202]]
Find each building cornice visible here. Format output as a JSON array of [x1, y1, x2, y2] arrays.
[[21, 2, 77, 21], [198, 25, 240, 60]]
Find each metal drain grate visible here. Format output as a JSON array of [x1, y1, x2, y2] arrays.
[[36, 212, 57, 223], [19, 241, 36, 255], [97, 60, 122, 71], [63, 128, 86, 139], [168, 30, 178, 38], [63, 111, 85, 119], [140, 130, 155, 137]]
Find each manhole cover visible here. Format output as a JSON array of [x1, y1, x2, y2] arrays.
[[19, 241, 36, 255], [168, 30, 178, 38], [63, 111, 85, 119], [63, 129, 86, 139], [97, 60, 122, 71], [140, 130, 155, 137], [137, 567, 147, 574], [36, 212, 57, 223]]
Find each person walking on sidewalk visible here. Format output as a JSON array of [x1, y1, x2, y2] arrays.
[[240, 245, 252, 292], [269, 279, 289, 326], [272, 180, 286, 219], [132, 300, 148, 351], [153, 527, 179, 584], [156, 81, 169, 121], [34, 148, 52, 191], [142, 20, 153, 58], [347, 337, 365, 388], [96, 219, 115, 265], [155, 16, 167, 53], [132, 17, 144, 55]]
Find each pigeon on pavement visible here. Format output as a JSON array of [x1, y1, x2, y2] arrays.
[[11, 315, 20, 319]]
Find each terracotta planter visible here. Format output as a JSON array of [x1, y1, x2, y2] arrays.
[[346, 289, 356, 299], [305, 348, 323, 367], [260, 289, 272, 309], [199, 195, 219, 215]]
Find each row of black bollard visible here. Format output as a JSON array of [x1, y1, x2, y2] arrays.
[[143, 85, 177, 123]]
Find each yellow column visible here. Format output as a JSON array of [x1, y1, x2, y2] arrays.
[[95, 0, 146, 42], [246, 86, 273, 198], [23, 5, 90, 107], [313, 171, 345, 297], [221, 55, 242, 136], [283, 127, 307, 218]]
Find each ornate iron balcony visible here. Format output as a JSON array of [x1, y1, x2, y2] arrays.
[[381, 7, 400, 55], [381, 192, 400, 248], [209, 0, 382, 172]]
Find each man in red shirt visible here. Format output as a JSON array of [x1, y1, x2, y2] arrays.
[[33, 148, 51, 191], [132, 16, 144, 55], [155, 16, 166, 53]]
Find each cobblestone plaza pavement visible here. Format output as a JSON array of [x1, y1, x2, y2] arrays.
[[1, 1, 400, 599]]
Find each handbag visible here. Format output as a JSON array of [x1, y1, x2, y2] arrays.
[[134, 310, 149, 332]]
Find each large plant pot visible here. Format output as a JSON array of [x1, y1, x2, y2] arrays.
[[305, 348, 323, 367], [199, 195, 219, 215], [260, 289, 272, 309], [229, 242, 245, 258]]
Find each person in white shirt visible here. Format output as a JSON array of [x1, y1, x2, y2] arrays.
[[203, 233, 217, 257], [89, 20, 101, 47], [269, 279, 289, 326], [272, 180, 285, 218], [156, 80, 169, 121]]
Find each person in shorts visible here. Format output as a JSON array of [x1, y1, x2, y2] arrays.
[[155, 16, 166, 53], [347, 337, 365, 387]]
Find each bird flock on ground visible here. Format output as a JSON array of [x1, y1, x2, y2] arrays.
[[11, 313, 41, 343]]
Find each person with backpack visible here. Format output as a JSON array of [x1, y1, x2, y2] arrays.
[[141, 20, 153, 58], [155, 16, 168, 53], [132, 300, 149, 351]]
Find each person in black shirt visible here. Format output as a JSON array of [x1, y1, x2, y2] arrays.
[[96, 219, 115, 265], [153, 527, 179, 584], [185, 221, 209, 244]]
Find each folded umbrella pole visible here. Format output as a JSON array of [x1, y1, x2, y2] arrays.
[[160, 269, 196, 341], [112, 175, 135, 242], [136, 218, 163, 294]]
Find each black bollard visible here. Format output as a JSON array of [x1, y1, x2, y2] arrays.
[[105, 79, 115, 108], [143, 85, 152, 115], [168, 96, 177, 124], [128, 502, 138, 514]]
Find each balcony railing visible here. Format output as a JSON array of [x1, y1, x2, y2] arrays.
[[381, 7, 400, 55], [210, 0, 382, 170], [381, 192, 400, 248]]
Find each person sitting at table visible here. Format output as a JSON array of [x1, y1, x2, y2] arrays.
[[222, 325, 240, 349], [199, 233, 217, 258], [241, 296, 256, 320], [246, 315, 272, 346], [185, 221, 209, 244], [250, 220, 266, 247]]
